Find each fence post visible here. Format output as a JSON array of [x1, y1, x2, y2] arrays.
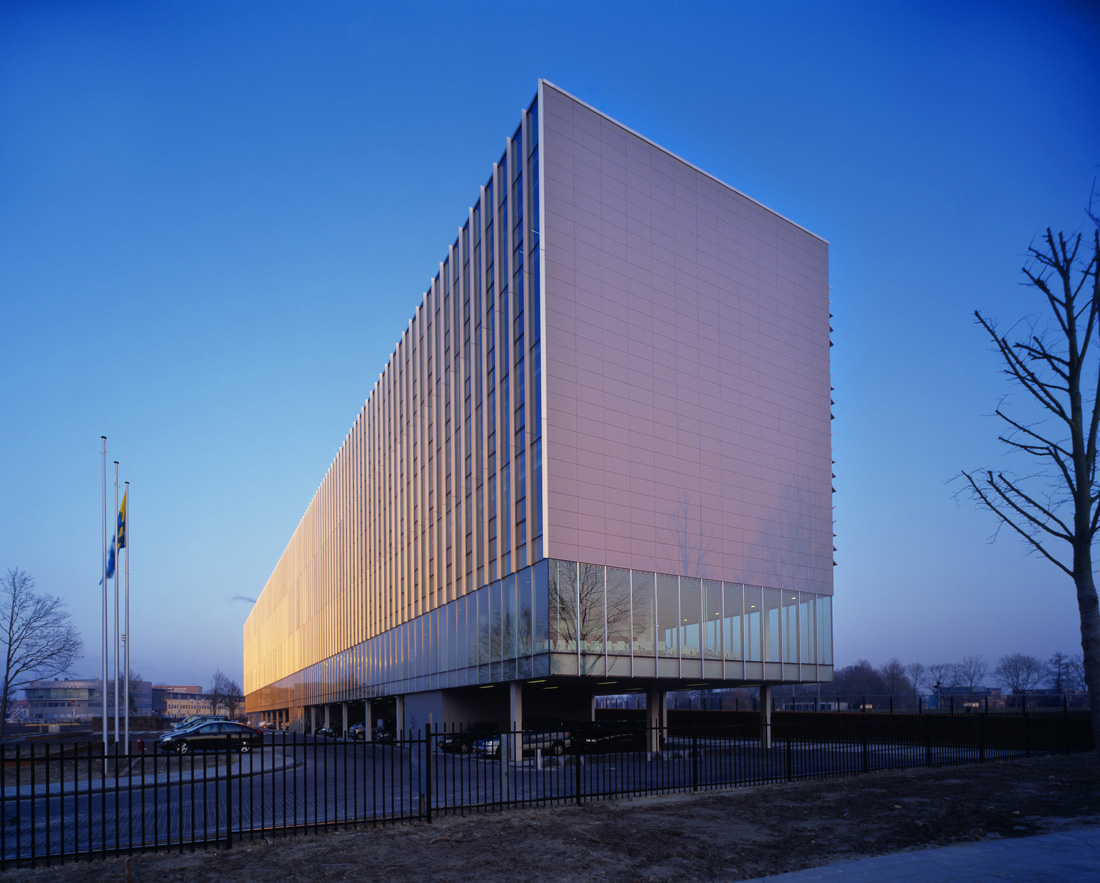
[[424, 723, 432, 823], [861, 709, 870, 773], [224, 742, 233, 850], [1023, 699, 1031, 758], [1063, 696, 1070, 755], [691, 719, 699, 792], [499, 727, 510, 807], [978, 712, 985, 763], [575, 734, 584, 806]]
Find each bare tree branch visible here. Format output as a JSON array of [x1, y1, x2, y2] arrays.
[[1, 569, 83, 738], [963, 209, 1100, 756]]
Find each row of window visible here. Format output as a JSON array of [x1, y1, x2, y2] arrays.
[[248, 558, 833, 710], [245, 94, 545, 695]]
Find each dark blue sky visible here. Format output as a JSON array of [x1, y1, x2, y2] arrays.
[[2, 1, 1098, 687]]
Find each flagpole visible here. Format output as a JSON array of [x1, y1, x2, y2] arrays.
[[113, 461, 120, 744], [101, 437, 108, 750], [124, 481, 131, 746]]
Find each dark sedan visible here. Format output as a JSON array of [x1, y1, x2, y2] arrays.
[[437, 721, 500, 754], [158, 721, 264, 754]]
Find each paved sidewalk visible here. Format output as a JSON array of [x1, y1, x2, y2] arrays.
[[740, 825, 1100, 882]]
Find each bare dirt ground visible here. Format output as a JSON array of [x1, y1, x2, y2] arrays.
[[6, 752, 1099, 883]]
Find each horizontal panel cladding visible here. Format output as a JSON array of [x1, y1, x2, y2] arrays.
[[539, 82, 832, 597], [245, 81, 833, 713]]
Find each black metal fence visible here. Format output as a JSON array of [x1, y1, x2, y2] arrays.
[[1, 708, 1093, 869]]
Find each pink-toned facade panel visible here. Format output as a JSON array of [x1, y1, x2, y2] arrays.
[[540, 83, 832, 596]]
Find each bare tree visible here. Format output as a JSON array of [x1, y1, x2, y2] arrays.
[[956, 655, 989, 698], [928, 662, 960, 694], [1067, 652, 1087, 692], [1, 569, 83, 738], [906, 661, 929, 696], [962, 212, 1100, 751], [210, 670, 243, 718], [831, 660, 887, 699], [993, 652, 1046, 693], [878, 657, 912, 696], [1048, 650, 1073, 692]]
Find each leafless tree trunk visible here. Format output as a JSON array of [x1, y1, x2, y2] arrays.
[[210, 670, 243, 718], [956, 655, 989, 699], [963, 216, 1100, 753], [1048, 650, 1072, 692], [906, 661, 928, 696], [1, 569, 83, 739], [878, 657, 911, 697], [993, 652, 1046, 693]]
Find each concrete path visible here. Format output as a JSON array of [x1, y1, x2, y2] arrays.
[[740, 825, 1100, 882]]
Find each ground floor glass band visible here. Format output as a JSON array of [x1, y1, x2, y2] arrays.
[[247, 558, 833, 712]]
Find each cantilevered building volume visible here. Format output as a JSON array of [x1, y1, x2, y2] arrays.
[[244, 81, 833, 736]]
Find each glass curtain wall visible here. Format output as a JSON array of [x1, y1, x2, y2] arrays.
[[249, 558, 834, 710]]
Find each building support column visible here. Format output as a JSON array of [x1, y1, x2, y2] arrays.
[[364, 698, 375, 742], [395, 695, 405, 736], [646, 684, 666, 755], [324, 705, 331, 730], [508, 681, 524, 763], [760, 684, 772, 750], [341, 701, 349, 737], [309, 706, 317, 736]]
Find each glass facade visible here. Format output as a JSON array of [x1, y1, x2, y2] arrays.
[[245, 95, 545, 707], [247, 558, 833, 711], [243, 82, 834, 719]]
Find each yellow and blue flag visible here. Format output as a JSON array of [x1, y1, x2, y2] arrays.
[[117, 490, 127, 551], [101, 492, 127, 583]]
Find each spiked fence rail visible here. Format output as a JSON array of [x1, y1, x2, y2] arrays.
[[1, 707, 1092, 869]]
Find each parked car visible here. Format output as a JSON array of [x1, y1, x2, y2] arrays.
[[172, 714, 227, 731], [570, 721, 646, 753], [315, 725, 338, 738], [437, 721, 500, 754], [158, 720, 263, 754], [347, 722, 368, 740], [474, 723, 572, 759]]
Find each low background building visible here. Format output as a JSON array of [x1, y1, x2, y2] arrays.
[[23, 677, 154, 722]]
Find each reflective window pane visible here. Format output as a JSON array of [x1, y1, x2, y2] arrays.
[[606, 568, 632, 655], [744, 585, 762, 662], [703, 580, 722, 659], [631, 571, 655, 656], [550, 560, 578, 652], [517, 567, 533, 656], [680, 577, 701, 659], [817, 595, 833, 664], [799, 595, 814, 663], [656, 574, 679, 658], [533, 559, 549, 653], [723, 583, 742, 661], [763, 588, 781, 663]]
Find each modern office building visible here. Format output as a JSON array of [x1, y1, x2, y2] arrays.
[[244, 81, 833, 738], [23, 677, 154, 722], [153, 685, 244, 721]]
